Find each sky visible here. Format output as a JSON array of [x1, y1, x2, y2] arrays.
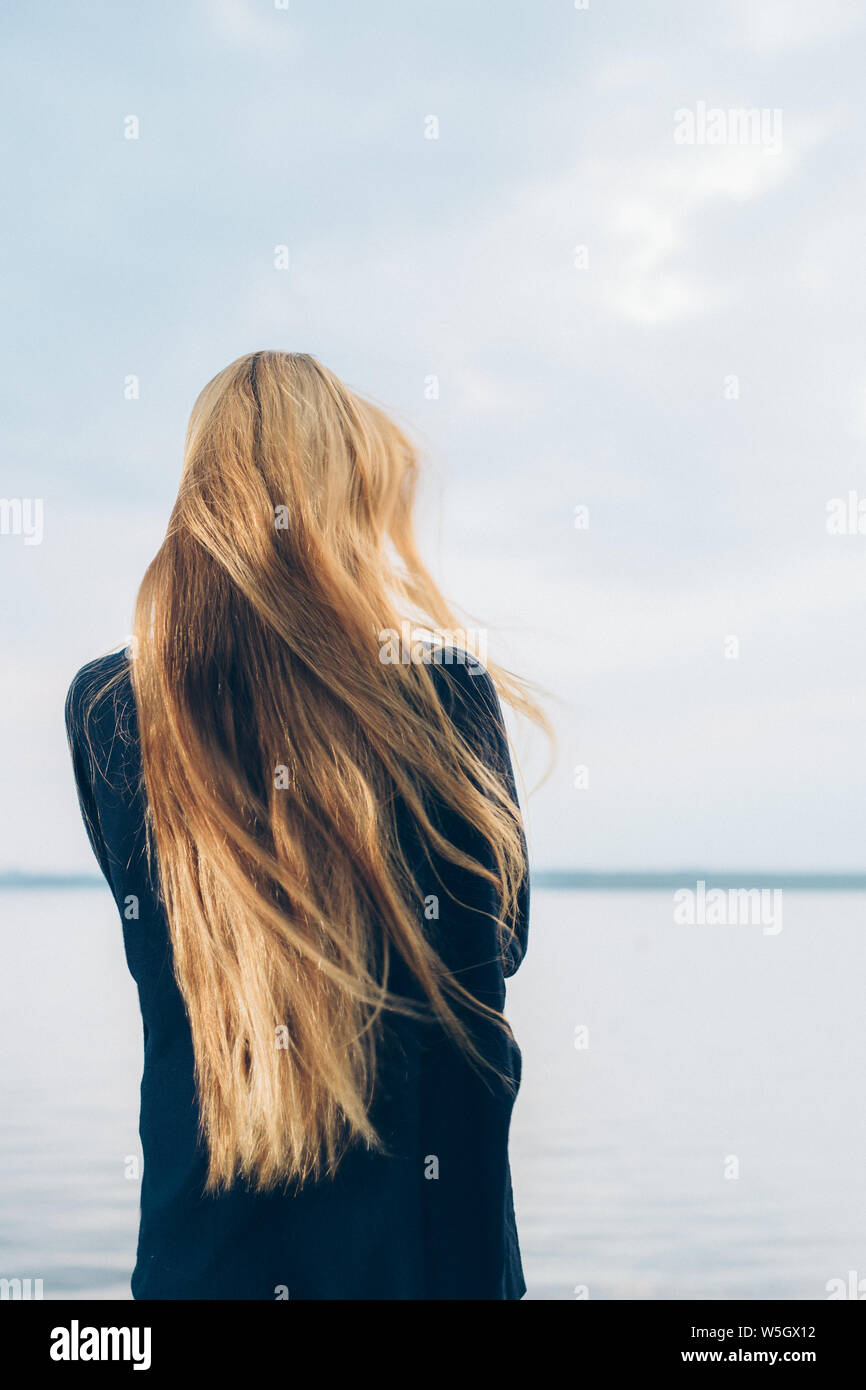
[[2, 0, 866, 873]]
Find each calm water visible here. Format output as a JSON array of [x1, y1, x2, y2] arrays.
[[1, 887, 865, 1300]]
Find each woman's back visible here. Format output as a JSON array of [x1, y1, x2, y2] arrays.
[[66, 643, 528, 1300]]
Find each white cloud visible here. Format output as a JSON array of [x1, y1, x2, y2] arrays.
[[729, 0, 865, 53], [207, 0, 298, 55]]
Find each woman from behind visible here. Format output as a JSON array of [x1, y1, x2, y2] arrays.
[[65, 350, 544, 1300]]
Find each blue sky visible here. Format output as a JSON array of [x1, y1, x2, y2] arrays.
[[2, 0, 866, 872]]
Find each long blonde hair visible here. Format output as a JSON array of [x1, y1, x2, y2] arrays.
[[128, 351, 544, 1192]]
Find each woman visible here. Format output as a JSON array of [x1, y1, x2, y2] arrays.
[[65, 350, 543, 1300]]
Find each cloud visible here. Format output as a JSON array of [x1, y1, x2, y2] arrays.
[[729, 0, 866, 53], [207, 0, 298, 56]]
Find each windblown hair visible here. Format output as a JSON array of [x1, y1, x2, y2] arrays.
[[126, 351, 545, 1192]]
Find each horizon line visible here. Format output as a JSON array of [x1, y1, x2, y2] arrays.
[[3, 869, 866, 892]]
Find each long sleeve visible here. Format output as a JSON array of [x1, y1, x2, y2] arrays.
[[64, 669, 115, 891], [436, 655, 530, 978]]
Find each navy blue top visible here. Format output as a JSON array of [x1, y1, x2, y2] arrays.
[[65, 648, 528, 1300]]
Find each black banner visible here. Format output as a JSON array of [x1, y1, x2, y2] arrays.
[[2, 1298, 862, 1375]]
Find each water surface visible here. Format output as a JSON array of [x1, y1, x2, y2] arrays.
[[2, 887, 864, 1299]]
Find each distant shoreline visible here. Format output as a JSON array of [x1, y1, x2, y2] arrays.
[[3, 870, 866, 892], [531, 871, 866, 891]]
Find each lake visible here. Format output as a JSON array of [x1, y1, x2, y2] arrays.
[[1, 887, 864, 1300]]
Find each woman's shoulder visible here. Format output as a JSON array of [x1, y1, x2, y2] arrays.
[[426, 647, 506, 748], [429, 646, 495, 695], [65, 645, 135, 745]]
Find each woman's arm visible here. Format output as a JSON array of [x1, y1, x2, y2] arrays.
[[435, 654, 530, 978], [64, 667, 115, 891]]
